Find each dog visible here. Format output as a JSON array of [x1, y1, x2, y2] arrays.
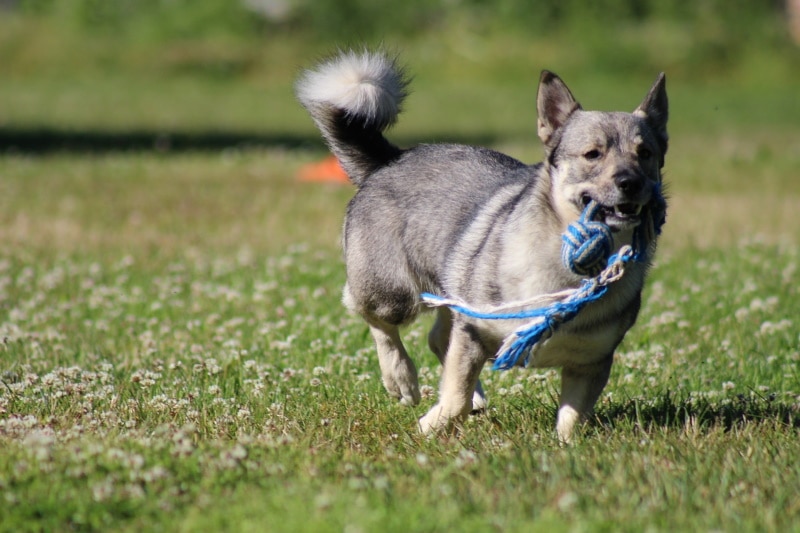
[[296, 50, 668, 442]]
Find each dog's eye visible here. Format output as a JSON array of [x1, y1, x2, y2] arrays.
[[583, 149, 602, 161], [638, 147, 653, 161]]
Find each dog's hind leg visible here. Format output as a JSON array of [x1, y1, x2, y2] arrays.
[[367, 318, 421, 406], [343, 281, 420, 406], [419, 320, 487, 434], [556, 355, 613, 443], [428, 308, 487, 413]]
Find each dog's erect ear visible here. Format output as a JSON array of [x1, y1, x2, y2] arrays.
[[634, 73, 669, 166], [537, 70, 582, 147]]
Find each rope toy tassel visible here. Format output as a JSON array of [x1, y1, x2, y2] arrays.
[[421, 186, 665, 370], [492, 280, 611, 370]]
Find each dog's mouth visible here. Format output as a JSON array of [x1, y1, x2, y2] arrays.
[[580, 195, 643, 231]]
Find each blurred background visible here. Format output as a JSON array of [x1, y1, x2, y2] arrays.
[[1, 0, 797, 152], [1, 0, 799, 257]]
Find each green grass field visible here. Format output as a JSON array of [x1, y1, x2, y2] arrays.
[[2, 15, 800, 532]]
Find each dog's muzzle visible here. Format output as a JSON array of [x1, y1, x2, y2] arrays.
[[580, 195, 644, 232]]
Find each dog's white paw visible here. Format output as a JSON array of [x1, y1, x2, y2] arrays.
[[418, 403, 448, 435], [556, 404, 581, 444], [471, 390, 488, 412], [418, 402, 468, 435], [382, 375, 421, 406], [399, 392, 420, 406], [471, 380, 488, 412]]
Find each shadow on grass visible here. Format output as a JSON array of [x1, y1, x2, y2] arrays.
[[0, 127, 323, 153], [0, 127, 502, 154], [597, 391, 800, 432]]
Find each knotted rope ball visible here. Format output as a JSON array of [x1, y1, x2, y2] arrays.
[[560, 202, 613, 277]]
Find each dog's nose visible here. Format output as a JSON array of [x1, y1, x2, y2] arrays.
[[614, 172, 644, 196]]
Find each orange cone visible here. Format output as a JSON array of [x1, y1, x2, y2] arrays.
[[297, 155, 350, 184]]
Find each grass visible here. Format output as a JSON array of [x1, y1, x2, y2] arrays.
[[1, 20, 800, 532], [2, 149, 799, 532]]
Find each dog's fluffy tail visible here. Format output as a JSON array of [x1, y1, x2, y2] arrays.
[[296, 50, 408, 186]]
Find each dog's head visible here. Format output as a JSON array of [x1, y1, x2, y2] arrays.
[[537, 71, 668, 233]]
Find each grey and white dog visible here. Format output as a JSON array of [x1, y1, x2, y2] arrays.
[[296, 50, 668, 441]]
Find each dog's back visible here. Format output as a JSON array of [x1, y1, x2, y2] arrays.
[[345, 143, 542, 320]]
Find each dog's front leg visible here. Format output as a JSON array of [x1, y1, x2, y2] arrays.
[[419, 322, 487, 434], [427, 308, 488, 413], [556, 356, 613, 443]]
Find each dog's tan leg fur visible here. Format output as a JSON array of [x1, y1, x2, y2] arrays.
[[419, 323, 486, 434], [556, 357, 613, 443], [368, 320, 420, 406], [427, 309, 488, 414]]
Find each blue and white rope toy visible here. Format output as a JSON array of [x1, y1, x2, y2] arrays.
[[422, 189, 666, 370]]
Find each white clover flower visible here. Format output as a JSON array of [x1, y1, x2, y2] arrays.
[[142, 466, 169, 483], [171, 438, 195, 458], [23, 429, 56, 461], [758, 319, 792, 336], [312, 287, 327, 299], [92, 479, 114, 502], [527, 371, 555, 383], [251, 380, 265, 395], [122, 483, 145, 500], [230, 444, 247, 461], [123, 453, 145, 471], [454, 449, 478, 468], [205, 359, 222, 375], [648, 311, 680, 328], [271, 337, 295, 351]]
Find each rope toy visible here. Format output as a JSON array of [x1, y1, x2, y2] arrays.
[[561, 202, 614, 277], [422, 187, 665, 370]]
